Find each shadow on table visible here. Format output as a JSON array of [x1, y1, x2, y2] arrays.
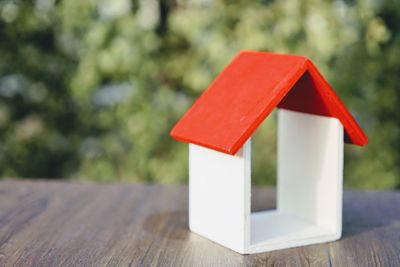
[[342, 190, 400, 238], [142, 211, 190, 241]]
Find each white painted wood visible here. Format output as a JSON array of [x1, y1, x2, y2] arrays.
[[277, 109, 343, 234], [188, 109, 344, 254], [189, 140, 251, 254], [250, 210, 339, 253], [247, 109, 344, 253]]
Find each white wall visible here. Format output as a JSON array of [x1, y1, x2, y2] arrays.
[[189, 140, 251, 254], [277, 109, 344, 233]]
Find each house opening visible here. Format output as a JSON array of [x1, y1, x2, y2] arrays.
[[248, 105, 344, 252]]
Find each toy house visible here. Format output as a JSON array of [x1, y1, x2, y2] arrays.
[[170, 51, 367, 254]]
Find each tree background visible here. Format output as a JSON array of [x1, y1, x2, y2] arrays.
[[0, 0, 399, 189]]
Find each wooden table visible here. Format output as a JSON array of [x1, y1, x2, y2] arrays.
[[0, 180, 399, 266]]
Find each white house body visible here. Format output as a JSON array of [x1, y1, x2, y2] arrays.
[[189, 109, 343, 254]]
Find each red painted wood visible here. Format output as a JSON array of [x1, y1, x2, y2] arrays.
[[170, 51, 368, 155]]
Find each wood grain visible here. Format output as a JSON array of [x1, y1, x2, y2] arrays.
[[0, 180, 399, 266]]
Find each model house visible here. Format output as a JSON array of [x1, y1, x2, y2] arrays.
[[170, 51, 368, 254]]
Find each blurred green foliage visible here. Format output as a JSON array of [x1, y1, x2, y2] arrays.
[[0, 0, 399, 189]]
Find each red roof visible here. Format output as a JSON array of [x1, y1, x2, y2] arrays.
[[170, 51, 368, 155]]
